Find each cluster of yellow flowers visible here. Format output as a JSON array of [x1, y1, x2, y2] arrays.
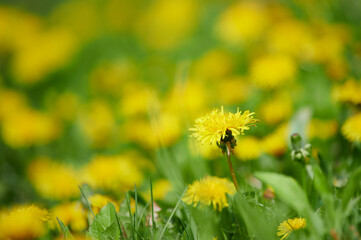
[[0, 0, 359, 239]]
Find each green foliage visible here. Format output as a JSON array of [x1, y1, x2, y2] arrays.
[[87, 203, 121, 240], [57, 218, 73, 239]]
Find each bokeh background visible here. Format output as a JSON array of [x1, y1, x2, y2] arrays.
[[0, 0, 361, 238]]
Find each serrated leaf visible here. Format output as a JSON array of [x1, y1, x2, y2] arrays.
[[87, 202, 121, 240]]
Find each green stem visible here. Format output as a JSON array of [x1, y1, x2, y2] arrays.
[[226, 143, 240, 190]]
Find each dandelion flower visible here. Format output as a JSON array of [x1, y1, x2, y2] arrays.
[[0, 205, 50, 240], [27, 157, 79, 200], [52, 202, 87, 232], [250, 54, 296, 89], [233, 136, 262, 161], [332, 78, 361, 105], [82, 154, 143, 192], [190, 106, 258, 145], [307, 119, 338, 140], [342, 113, 361, 143], [89, 194, 118, 215], [182, 176, 236, 211], [277, 217, 306, 240]]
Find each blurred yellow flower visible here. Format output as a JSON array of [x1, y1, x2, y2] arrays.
[[216, 76, 251, 105], [234, 136, 262, 161], [80, 100, 116, 148], [312, 23, 349, 64], [152, 179, 173, 201], [262, 123, 289, 156], [216, 1, 268, 44], [119, 84, 156, 118], [193, 49, 234, 80], [0, 89, 27, 121], [250, 54, 297, 89], [183, 176, 236, 211], [12, 28, 76, 84], [164, 80, 209, 121], [267, 20, 315, 61], [123, 112, 182, 149], [342, 113, 361, 143], [1, 108, 61, 148], [307, 119, 338, 140], [136, 0, 197, 50], [258, 94, 293, 125], [27, 157, 79, 200], [0, 7, 42, 51], [89, 194, 119, 215], [82, 155, 143, 192], [277, 217, 306, 240], [0, 205, 50, 240], [52, 202, 87, 232], [51, 0, 100, 41], [91, 60, 137, 96], [332, 78, 361, 105], [190, 106, 258, 145]]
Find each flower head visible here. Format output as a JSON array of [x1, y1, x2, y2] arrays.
[[190, 106, 258, 146], [341, 113, 361, 143], [182, 176, 236, 211], [0, 205, 50, 240], [277, 217, 306, 240]]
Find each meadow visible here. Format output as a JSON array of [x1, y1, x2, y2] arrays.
[[0, 0, 361, 239]]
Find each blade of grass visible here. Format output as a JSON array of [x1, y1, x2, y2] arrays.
[[134, 184, 138, 240], [137, 201, 150, 229], [56, 217, 72, 239], [125, 192, 134, 240], [78, 185, 95, 219], [158, 187, 188, 239], [150, 178, 156, 233]]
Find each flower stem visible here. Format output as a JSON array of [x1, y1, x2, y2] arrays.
[[225, 142, 240, 190]]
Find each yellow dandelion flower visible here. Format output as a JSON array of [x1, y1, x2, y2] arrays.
[[277, 217, 306, 240], [258, 94, 293, 125], [332, 78, 361, 105], [216, 2, 268, 44], [27, 157, 79, 200], [307, 119, 338, 140], [193, 49, 234, 80], [262, 123, 289, 156], [152, 179, 173, 201], [52, 202, 87, 232], [80, 100, 116, 148], [0, 89, 28, 121], [135, 0, 197, 50], [341, 113, 361, 143], [190, 106, 258, 145], [250, 54, 296, 89], [233, 136, 262, 161], [182, 176, 236, 211], [82, 155, 143, 192], [1, 108, 61, 148], [0, 205, 50, 240], [89, 194, 119, 215]]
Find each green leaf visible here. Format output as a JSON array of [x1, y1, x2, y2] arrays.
[[232, 193, 276, 240], [341, 166, 361, 211], [87, 202, 121, 240], [255, 172, 325, 239], [57, 217, 73, 239], [312, 164, 331, 195]]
